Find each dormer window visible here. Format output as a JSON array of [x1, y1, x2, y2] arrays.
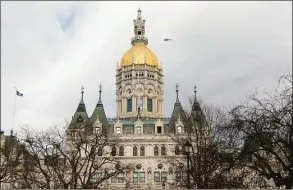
[[136, 126, 142, 134], [177, 126, 182, 133], [116, 127, 121, 134], [95, 127, 101, 134], [71, 132, 78, 139]]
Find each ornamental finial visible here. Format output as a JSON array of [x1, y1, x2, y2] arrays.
[[175, 83, 179, 103], [81, 85, 84, 101], [99, 83, 102, 93], [98, 83, 102, 103]]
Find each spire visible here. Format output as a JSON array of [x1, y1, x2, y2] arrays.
[[192, 85, 201, 111], [137, 7, 142, 19], [192, 86, 201, 115], [190, 85, 209, 130], [98, 83, 102, 104], [81, 85, 84, 103], [131, 8, 148, 46], [69, 86, 89, 128], [77, 85, 86, 112], [91, 83, 109, 134], [194, 85, 197, 101], [169, 83, 186, 133], [175, 83, 180, 103]]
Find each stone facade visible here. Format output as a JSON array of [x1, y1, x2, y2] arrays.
[[65, 8, 192, 189]]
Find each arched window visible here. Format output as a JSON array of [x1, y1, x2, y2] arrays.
[[147, 98, 152, 112], [140, 146, 145, 156], [175, 145, 180, 155], [161, 145, 166, 156], [127, 99, 132, 112], [119, 146, 124, 156], [133, 146, 138, 156], [111, 146, 117, 156], [177, 126, 182, 133], [154, 146, 159, 156]]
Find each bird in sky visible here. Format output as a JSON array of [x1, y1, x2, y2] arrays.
[[164, 38, 172, 41]]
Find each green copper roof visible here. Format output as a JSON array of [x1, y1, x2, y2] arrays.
[[107, 118, 170, 125]]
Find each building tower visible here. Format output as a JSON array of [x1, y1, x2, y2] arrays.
[[116, 8, 164, 119]]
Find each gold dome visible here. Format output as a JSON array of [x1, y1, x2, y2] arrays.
[[120, 42, 160, 68]]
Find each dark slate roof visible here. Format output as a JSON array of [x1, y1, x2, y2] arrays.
[[69, 92, 89, 129], [168, 88, 187, 133], [188, 88, 209, 131], [90, 89, 109, 134]]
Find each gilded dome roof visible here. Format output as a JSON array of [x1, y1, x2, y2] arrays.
[[120, 42, 159, 68]]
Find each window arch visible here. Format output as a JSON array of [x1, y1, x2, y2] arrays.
[[161, 145, 166, 156], [111, 146, 117, 156], [140, 146, 145, 156], [154, 146, 159, 156], [119, 146, 124, 156], [133, 146, 138, 156], [175, 145, 180, 155]]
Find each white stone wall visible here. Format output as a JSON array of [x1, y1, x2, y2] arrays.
[[116, 64, 164, 118]]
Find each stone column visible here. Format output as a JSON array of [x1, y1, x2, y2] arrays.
[[122, 99, 126, 115], [154, 98, 157, 114], [132, 95, 136, 113], [143, 95, 147, 113]]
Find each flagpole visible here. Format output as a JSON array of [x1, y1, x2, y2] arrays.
[[11, 87, 17, 132]]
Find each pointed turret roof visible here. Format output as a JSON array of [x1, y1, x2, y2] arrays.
[[90, 84, 109, 134], [168, 84, 187, 133], [192, 85, 201, 112], [69, 86, 89, 128], [189, 85, 209, 131]]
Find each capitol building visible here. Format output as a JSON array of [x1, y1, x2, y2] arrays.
[[66, 8, 208, 189]]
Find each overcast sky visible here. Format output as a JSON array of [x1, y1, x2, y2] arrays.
[[1, 1, 292, 134]]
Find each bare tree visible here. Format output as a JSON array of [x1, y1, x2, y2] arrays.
[[0, 134, 25, 189], [14, 123, 133, 189], [229, 74, 293, 189], [168, 98, 247, 189]]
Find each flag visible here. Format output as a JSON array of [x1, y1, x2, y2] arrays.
[[16, 91, 23, 97]]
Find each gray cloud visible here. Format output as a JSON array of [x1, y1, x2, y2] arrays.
[[1, 1, 291, 134]]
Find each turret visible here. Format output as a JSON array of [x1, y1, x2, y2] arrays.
[[131, 8, 148, 46], [189, 85, 209, 130], [168, 84, 187, 133], [68, 86, 89, 129], [90, 84, 109, 134]]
